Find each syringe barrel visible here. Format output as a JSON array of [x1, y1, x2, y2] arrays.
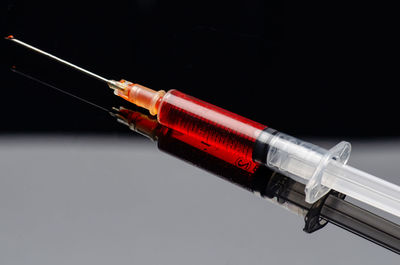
[[115, 86, 276, 169], [157, 89, 268, 165], [266, 132, 328, 184]]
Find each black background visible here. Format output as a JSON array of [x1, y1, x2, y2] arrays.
[[1, 1, 399, 137]]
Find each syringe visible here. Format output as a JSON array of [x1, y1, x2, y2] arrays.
[[7, 36, 400, 218], [9, 67, 400, 253]]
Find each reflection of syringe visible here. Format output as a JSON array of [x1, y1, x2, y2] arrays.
[[112, 106, 400, 254], [8, 68, 400, 253], [7, 36, 400, 219], [113, 106, 308, 213], [113, 106, 259, 173]]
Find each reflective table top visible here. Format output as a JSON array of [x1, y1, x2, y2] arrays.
[[1, 136, 399, 264]]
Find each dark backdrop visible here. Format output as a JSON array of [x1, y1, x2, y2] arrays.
[[1, 1, 398, 137]]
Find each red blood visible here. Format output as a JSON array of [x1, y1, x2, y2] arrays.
[[158, 90, 267, 167]]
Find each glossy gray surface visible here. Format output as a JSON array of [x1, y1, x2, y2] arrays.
[[0, 136, 399, 264]]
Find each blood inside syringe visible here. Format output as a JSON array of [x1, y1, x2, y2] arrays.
[[157, 90, 267, 168]]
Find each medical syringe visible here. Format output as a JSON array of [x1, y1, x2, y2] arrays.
[[9, 67, 400, 253], [7, 36, 400, 218]]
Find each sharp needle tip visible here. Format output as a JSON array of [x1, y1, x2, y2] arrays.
[[5, 35, 14, 40]]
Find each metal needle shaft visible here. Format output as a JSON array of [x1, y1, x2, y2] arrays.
[[5, 35, 111, 84]]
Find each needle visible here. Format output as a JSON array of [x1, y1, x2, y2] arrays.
[[5, 35, 112, 85]]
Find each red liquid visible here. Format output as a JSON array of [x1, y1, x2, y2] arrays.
[[158, 90, 267, 165]]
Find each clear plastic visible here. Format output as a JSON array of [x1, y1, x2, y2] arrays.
[[267, 133, 400, 218]]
